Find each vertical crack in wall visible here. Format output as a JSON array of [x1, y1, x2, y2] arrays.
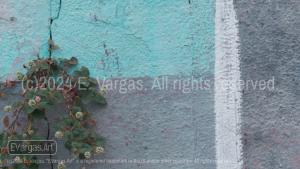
[[46, 1, 62, 169], [49, 0, 62, 58]]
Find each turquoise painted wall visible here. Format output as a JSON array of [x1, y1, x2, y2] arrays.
[[0, 1, 216, 168], [0, 0, 49, 80], [0, 0, 214, 79]]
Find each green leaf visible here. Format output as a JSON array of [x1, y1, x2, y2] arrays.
[[13, 164, 24, 169], [72, 128, 88, 139], [31, 109, 45, 119], [48, 91, 63, 104], [26, 67, 37, 77], [92, 92, 107, 105], [59, 57, 78, 69], [25, 90, 36, 99], [71, 141, 92, 154], [78, 88, 106, 105], [31, 135, 44, 140], [71, 106, 81, 113], [39, 62, 50, 70], [96, 136, 105, 147], [74, 66, 90, 77], [37, 101, 50, 109], [28, 160, 39, 169], [24, 105, 35, 114], [78, 143, 92, 153], [63, 118, 73, 125], [64, 131, 73, 140], [68, 57, 78, 65], [89, 78, 98, 87], [64, 141, 72, 150], [63, 118, 81, 129], [78, 77, 90, 88], [0, 133, 7, 147], [71, 141, 82, 149], [78, 153, 85, 159]]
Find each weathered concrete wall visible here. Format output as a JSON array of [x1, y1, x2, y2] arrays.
[[86, 77, 215, 169], [4, 0, 299, 169], [0, 0, 215, 78], [235, 0, 300, 169], [0, 77, 216, 169], [0, 0, 49, 76], [0, 0, 216, 169], [51, 0, 215, 78]]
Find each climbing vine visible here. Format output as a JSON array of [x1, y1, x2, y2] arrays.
[[0, 41, 106, 169]]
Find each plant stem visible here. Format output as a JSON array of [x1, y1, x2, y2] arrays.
[[7, 103, 25, 132], [45, 116, 54, 169]]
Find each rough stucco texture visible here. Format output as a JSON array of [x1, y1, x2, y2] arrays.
[[0, 0, 216, 169], [0, 77, 216, 169], [0, 0, 49, 79], [82, 77, 215, 169], [235, 0, 300, 169], [0, 0, 215, 78]]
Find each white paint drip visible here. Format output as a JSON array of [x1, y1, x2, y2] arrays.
[[215, 0, 242, 169]]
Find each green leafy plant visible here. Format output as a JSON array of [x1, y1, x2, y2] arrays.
[[0, 54, 106, 169]]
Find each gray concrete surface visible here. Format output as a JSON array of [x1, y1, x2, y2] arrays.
[[90, 77, 215, 169], [0, 76, 216, 169], [234, 0, 300, 168]]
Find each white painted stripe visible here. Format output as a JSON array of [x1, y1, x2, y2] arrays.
[[215, 0, 243, 169]]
